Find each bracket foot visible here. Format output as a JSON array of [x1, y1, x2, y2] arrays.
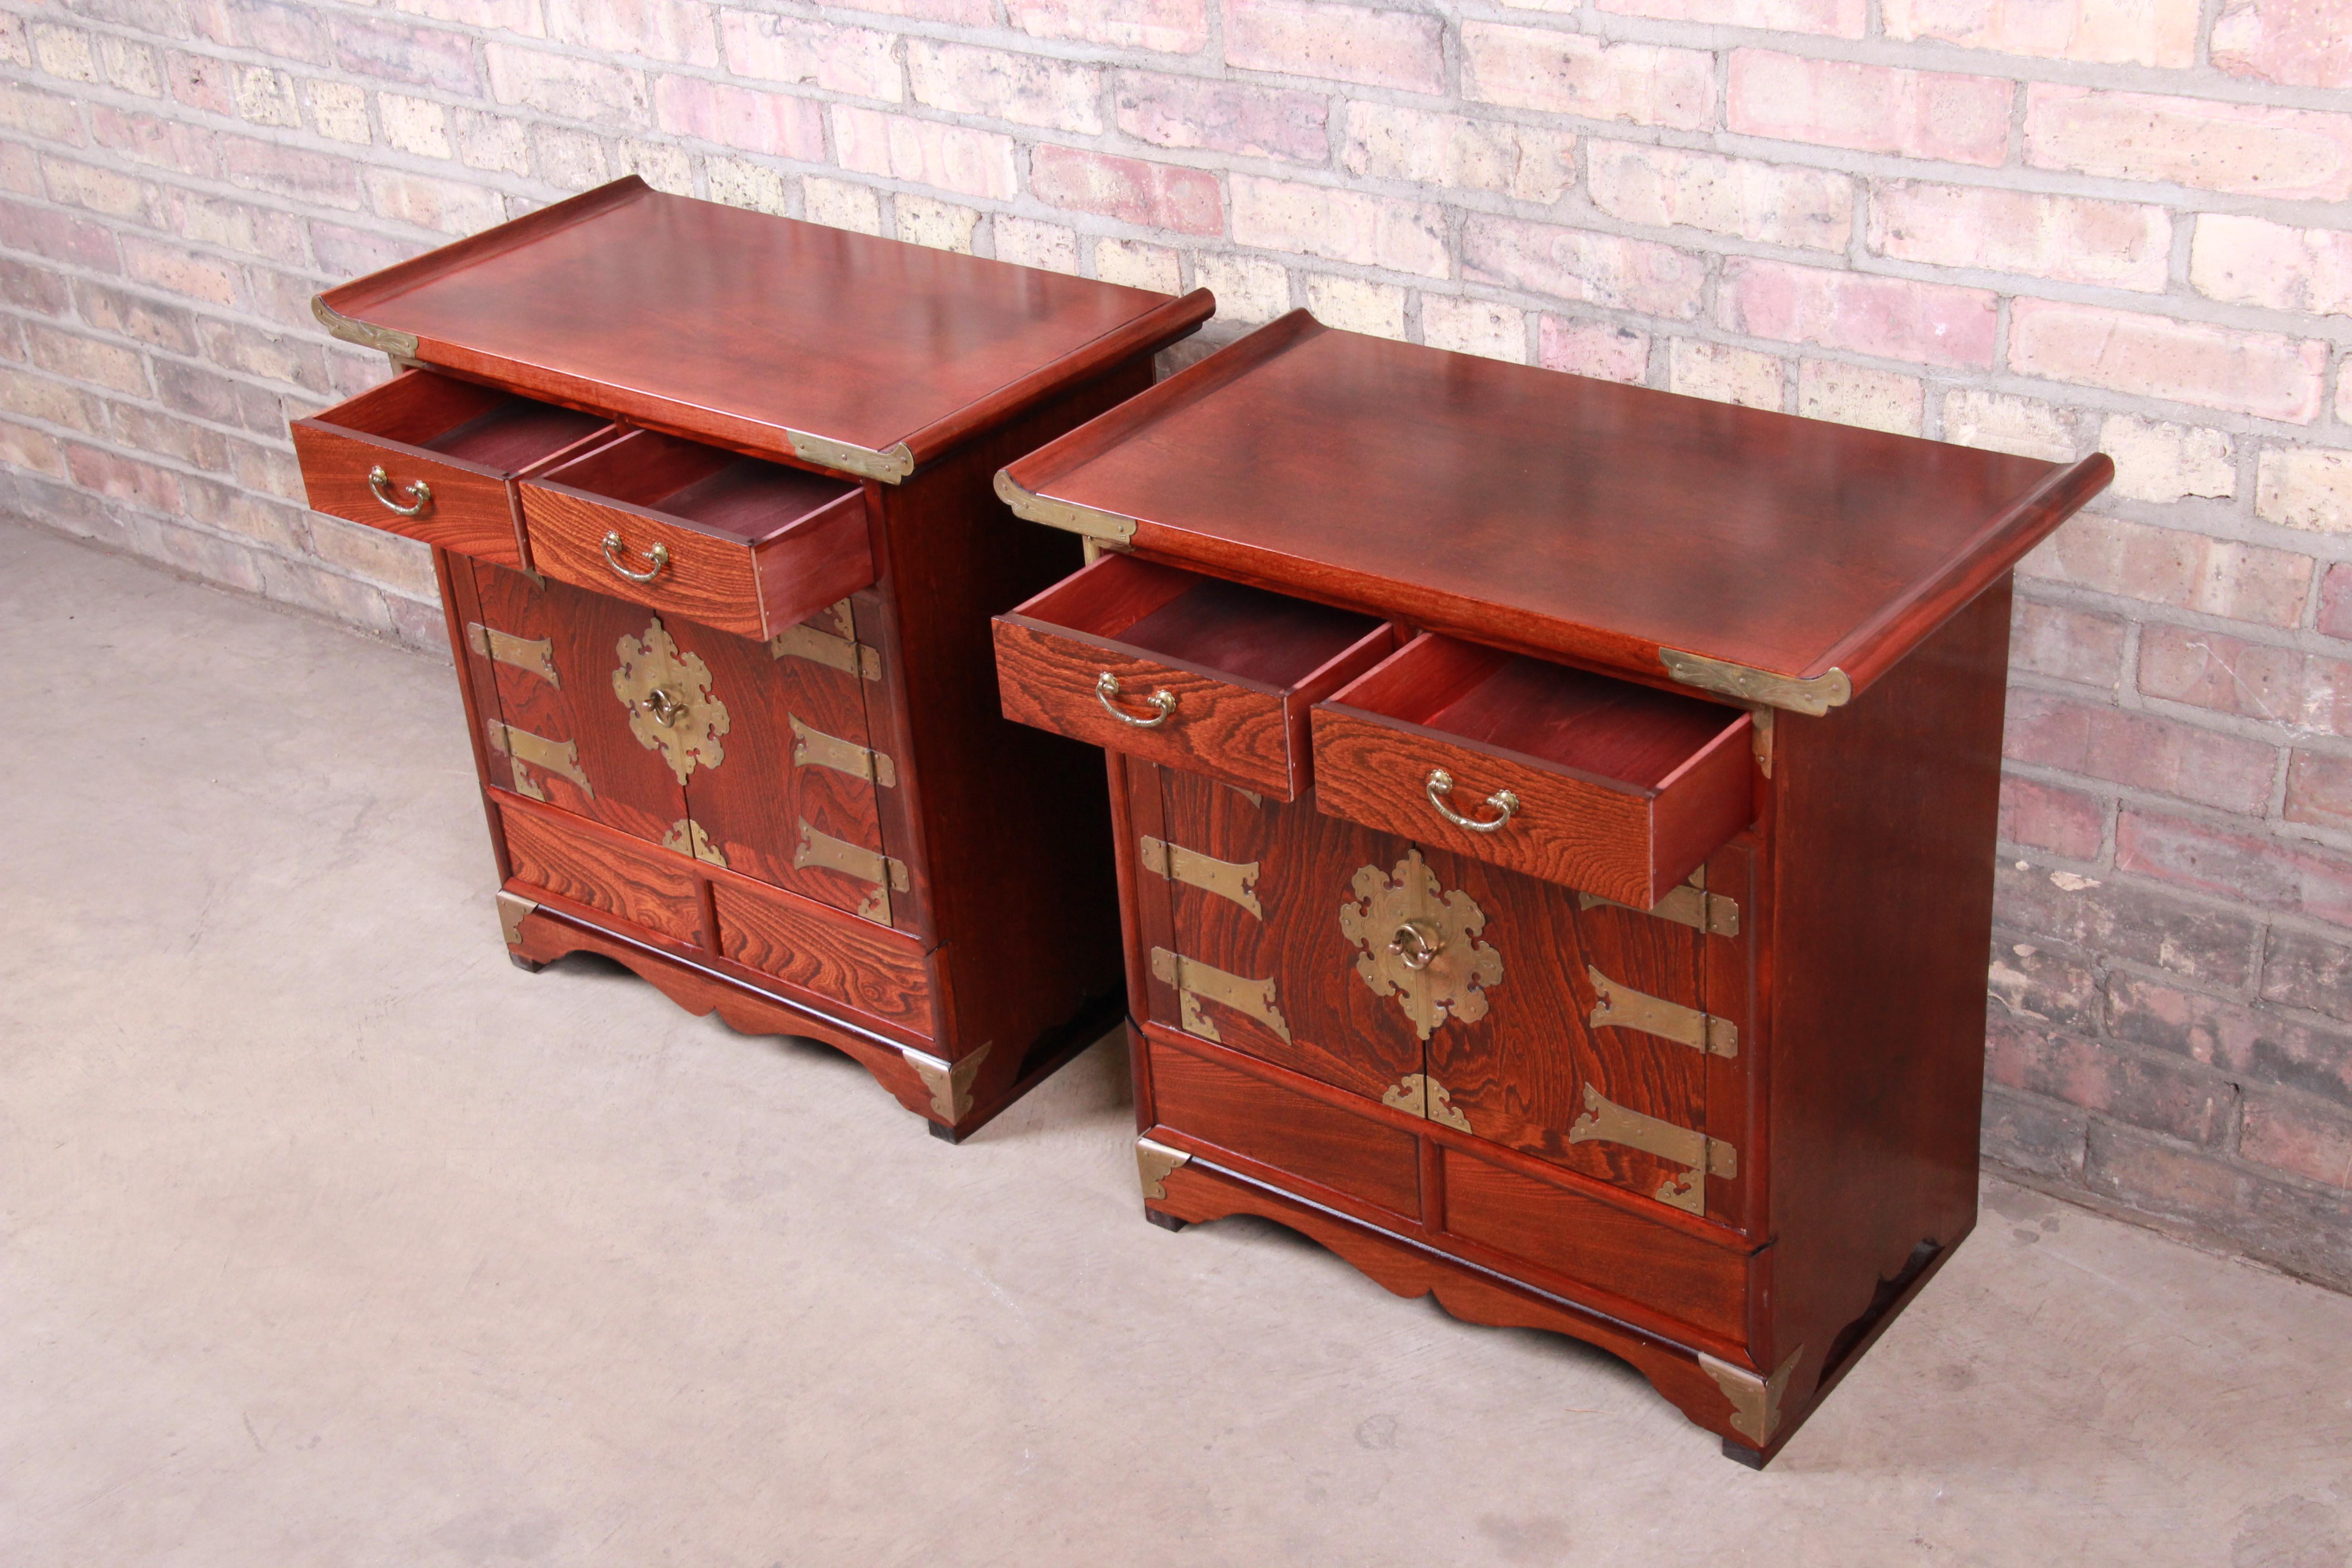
[[926, 1121, 961, 1144], [1144, 1206, 1189, 1233]]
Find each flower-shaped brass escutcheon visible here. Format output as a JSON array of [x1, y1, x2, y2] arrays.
[[1340, 851, 1503, 1041], [612, 617, 729, 785]]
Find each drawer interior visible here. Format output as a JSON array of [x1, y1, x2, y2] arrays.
[[315, 368, 611, 472], [1021, 553, 1387, 691], [534, 428, 857, 543], [1332, 634, 1744, 789]]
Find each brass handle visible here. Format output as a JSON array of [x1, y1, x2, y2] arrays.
[[1388, 918, 1444, 971], [1096, 671, 1177, 728], [367, 465, 431, 517], [602, 530, 671, 585], [1426, 768, 1519, 833], [640, 687, 688, 728]]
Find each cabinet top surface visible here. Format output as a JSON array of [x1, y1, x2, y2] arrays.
[[1004, 314, 2111, 702], [317, 178, 1206, 475]]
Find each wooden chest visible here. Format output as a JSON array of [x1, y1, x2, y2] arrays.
[[990, 311, 2112, 1463], [292, 177, 1209, 1138]]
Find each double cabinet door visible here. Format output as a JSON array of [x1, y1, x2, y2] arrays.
[[458, 559, 911, 931]]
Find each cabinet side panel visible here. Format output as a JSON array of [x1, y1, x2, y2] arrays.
[[1762, 579, 2012, 1398]]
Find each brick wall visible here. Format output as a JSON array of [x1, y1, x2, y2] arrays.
[[3, 0, 2348, 1285]]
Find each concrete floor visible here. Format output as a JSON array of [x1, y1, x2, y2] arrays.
[[5, 519, 2351, 1568]]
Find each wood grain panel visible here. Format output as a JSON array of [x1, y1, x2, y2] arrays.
[[497, 794, 703, 943], [1441, 1147, 1751, 1342], [709, 873, 934, 1038], [1150, 1035, 1421, 1218]]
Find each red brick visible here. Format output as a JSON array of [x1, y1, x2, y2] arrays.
[[2262, 927, 2352, 1026], [193, 0, 330, 64], [1029, 145, 1220, 234], [2117, 808, 2352, 926], [199, 318, 329, 392], [331, 15, 478, 94], [167, 51, 233, 117], [1867, 182, 2169, 292], [1589, 143, 1852, 252], [0, 80, 88, 144], [1603, 0, 1863, 36], [2083, 1121, 2254, 1230], [2024, 84, 2352, 201], [1463, 25, 1712, 129], [1538, 317, 1650, 384], [1885, 0, 2200, 66], [24, 323, 147, 394], [1465, 217, 1706, 321], [486, 44, 648, 127], [0, 257, 69, 315], [219, 134, 364, 209], [2010, 300, 2326, 425], [2114, 970, 2352, 1102], [0, 198, 121, 271], [1727, 50, 2012, 166], [2139, 624, 2352, 738], [2322, 563, 2352, 641], [546, 0, 716, 66], [1007, 0, 1207, 52], [2212, 0, 2352, 89], [2190, 213, 2352, 315], [162, 191, 307, 263], [1981, 1084, 2089, 1181], [65, 443, 183, 513], [1988, 1019, 2236, 1144], [1715, 259, 1997, 370], [2285, 750, 2352, 833], [2004, 691, 2278, 813], [720, 13, 901, 101], [1232, 176, 1445, 278], [108, 401, 229, 472], [911, 41, 1100, 132], [654, 77, 826, 159], [2240, 1092, 2352, 1186], [1989, 941, 2102, 1030], [2012, 599, 2126, 689], [1229, 0, 1444, 94], [1115, 72, 1328, 163], [72, 280, 196, 354], [2019, 514, 2312, 628], [2000, 774, 2107, 858], [0, 417, 64, 477], [89, 107, 225, 178]]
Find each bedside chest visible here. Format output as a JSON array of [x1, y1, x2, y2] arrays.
[[990, 310, 2111, 1462], [294, 177, 1210, 1139]]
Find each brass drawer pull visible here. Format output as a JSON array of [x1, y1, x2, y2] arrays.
[[368, 464, 431, 517], [1096, 671, 1176, 728], [638, 686, 689, 728], [1426, 768, 1519, 833], [602, 529, 671, 584]]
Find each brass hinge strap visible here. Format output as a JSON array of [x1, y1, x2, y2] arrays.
[[1137, 1135, 1191, 1200], [1587, 965, 1737, 1058], [1699, 1347, 1806, 1447], [1138, 835, 1262, 918], [1568, 1084, 1735, 1215], [995, 469, 1137, 548], [1660, 648, 1850, 717], [1577, 883, 1739, 937], [486, 721, 592, 797], [770, 621, 882, 681], [790, 715, 897, 787], [1380, 1072, 1472, 1132], [466, 622, 560, 687], [788, 428, 913, 483], [793, 819, 908, 926], [1149, 946, 1292, 1044]]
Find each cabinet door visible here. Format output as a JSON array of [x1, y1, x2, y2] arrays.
[[666, 606, 898, 924], [466, 562, 687, 846], [1139, 765, 1425, 1103]]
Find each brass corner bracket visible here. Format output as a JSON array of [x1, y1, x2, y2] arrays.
[[1698, 1346, 1806, 1446], [1381, 1073, 1473, 1132], [1660, 648, 1851, 718], [902, 1041, 991, 1125], [994, 469, 1138, 548], [788, 428, 914, 484], [1137, 1136, 1191, 1200], [495, 889, 536, 947], [310, 294, 419, 360]]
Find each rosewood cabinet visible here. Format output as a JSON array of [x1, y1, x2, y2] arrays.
[[293, 176, 1209, 1138], [991, 311, 2111, 1463]]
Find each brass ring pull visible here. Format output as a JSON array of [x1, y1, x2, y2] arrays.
[[1095, 671, 1176, 728], [1426, 768, 1519, 833], [602, 530, 671, 585], [640, 687, 688, 728], [367, 465, 431, 517], [1388, 918, 1444, 971]]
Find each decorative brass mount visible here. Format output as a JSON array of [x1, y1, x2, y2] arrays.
[[770, 620, 882, 681], [1138, 835, 1262, 917], [789, 428, 914, 484], [1381, 1073, 1473, 1132], [486, 720, 591, 799], [1149, 947, 1291, 1044], [612, 618, 728, 786], [1576, 868, 1738, 936], [310, 294, 418, 359], [495, 889, 536, 947], [1699, 1346, 1806, 1446], [1137, 1136, 1192, 1200], [790, 716, 897, 787], [466, 622, 560, 687], [794, 820, 909, 924], [1339, 852, 1503, 1041], [1587, 965, 1738, 1058], [1568, 1084, 1736, 1215], [901, 1041, 990, 1123], [995, 469, 1138, 547], [1660, 648, 1850, 717], [661, 817, 728, 868]]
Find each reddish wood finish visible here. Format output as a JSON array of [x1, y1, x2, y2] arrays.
[[1003, 311, 2110, 698], [995, 311, 2113, 1464], [297, 181, 1202, 1138], [293, 369, 608, 565], [995, 554, 1395, 799], [1315, 632, 1755, 907]]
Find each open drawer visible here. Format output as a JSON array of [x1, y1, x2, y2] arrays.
[[1312, 634, 1754, 907], [291, 369, 615, 567], [993, 553, 1395, 800], [519, 429, 874, 640]]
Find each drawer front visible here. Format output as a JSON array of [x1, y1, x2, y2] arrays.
[[1312, 706, 1751, 909], [293, 420, 526, 565], [523, 483, 768, 638], [497, 794, 704, 945], [995, 617, 1298, 797], [711, 875, 936, 1040]]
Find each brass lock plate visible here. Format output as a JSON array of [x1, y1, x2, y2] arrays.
[[1339, 851, 1502, 1041], [612, 617, 728, 786]]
